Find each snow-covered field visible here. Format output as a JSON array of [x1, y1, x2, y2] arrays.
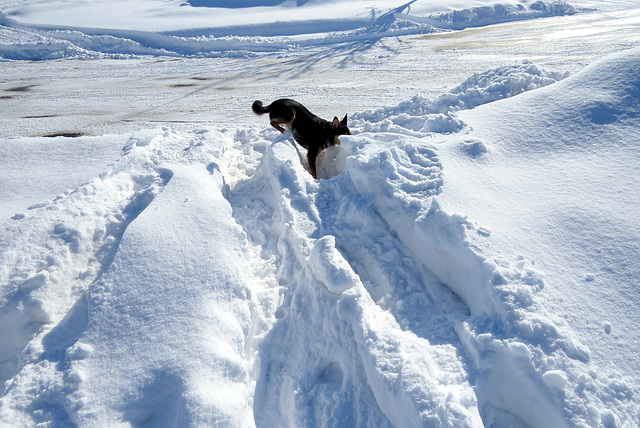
[[1, 0, 640, 427]]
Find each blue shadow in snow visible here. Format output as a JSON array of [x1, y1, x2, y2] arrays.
[[123, 370, 187, 426]]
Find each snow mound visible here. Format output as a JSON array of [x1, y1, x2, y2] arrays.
[[441, 46, 640, 426], [0, 129, 256, 425], [310, 235, 359, 294], [427, 1, 576, 30], [354, 61, 569, 136]]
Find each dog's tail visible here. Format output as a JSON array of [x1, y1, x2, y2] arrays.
[[252, 100, 270, 115]]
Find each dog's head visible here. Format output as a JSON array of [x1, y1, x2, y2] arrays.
[[330, 114, 350, 145]]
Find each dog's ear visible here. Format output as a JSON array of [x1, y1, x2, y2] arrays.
[[332, 116, 340, 128], [341, 114, 348, 125]]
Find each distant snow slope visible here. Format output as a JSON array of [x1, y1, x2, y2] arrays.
[[1, 44, 639, 427], [0, 0, 576, 59]]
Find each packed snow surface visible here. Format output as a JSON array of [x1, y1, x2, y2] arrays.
[[1, 0, 640, 427]]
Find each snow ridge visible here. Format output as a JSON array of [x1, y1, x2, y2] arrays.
[[0, 132, 172, 393], [426, 1, 576, 30], [353, 61, 569, 136]]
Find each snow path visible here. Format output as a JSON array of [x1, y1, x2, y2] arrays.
[[226, 132, 483, 426], [221, 125, 590, 426]]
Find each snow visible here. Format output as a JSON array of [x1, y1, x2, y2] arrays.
[[1, 0, 640, 427], [0, 136, 124, 222], [0, 0, 578, 59]]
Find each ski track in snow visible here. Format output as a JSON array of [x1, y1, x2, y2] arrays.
[[3, 51, 638, 426]]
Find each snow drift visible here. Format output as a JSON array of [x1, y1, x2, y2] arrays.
[[2, 42, 639, 426], [1, 0, 640, 426]]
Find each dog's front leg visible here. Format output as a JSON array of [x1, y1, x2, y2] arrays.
[[270, 120, 287, 133], [307, 147, 320, 178]]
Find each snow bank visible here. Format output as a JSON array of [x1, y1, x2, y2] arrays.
[[0, 129, 257, 426], [0, 0, 577, 59], [353, 61, 569, 135], [441, 46, 640, 426], [70, 162, 254, 426], [425, 1, 576, 30]]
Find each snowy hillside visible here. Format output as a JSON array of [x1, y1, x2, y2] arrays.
[[0, 0, 577, 59], [1, 0, 640, 427]]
